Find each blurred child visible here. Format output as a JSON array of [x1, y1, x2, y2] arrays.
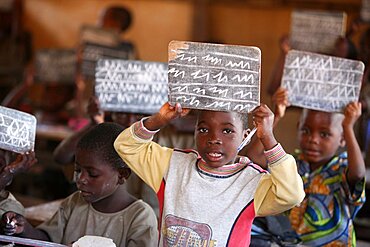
[[2, 123, 158, 247], [0, 150, 36, 216], [271, 87, 366, 246], [114, 102, 305, 246]]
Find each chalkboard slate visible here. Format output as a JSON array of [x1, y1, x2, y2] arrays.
[[290, 10, 346, 54], [361, 0, 370, 22], [80, 25, 120, 47], [0, 106, 36, 154], [281, 50, 364, 112], [81, 42, 133, 79], [35, 49, 76, 84], [95, 59, 168, 114], [168, 41, 260, 113]]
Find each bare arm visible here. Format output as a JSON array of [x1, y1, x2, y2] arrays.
[[0, 152, 37, 192], [342, 102, 366, 187]]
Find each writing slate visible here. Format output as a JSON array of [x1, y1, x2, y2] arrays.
[[95, 59, 168, 114], [281, 50, 364, 112], [168, 40, 260, 113], [81, 42, 133, 79], [0, 106, 36, 154], [34, 49, 76, 84], [290, 10, 346, 54], [361, 0, 370, 22], [80, 25, 120, 47]]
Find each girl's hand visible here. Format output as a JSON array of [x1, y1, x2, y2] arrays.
[[252, 104, 278, 150], [342, 102, 362, 129], [5, 151, 37, 175], [1, 211, 25, 235]]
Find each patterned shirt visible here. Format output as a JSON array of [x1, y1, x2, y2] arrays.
[[289, 151, 366, 246]]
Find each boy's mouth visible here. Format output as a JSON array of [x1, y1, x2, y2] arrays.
[[206, 152, 223, 162]]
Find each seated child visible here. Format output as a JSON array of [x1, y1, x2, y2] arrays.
[[271, 87, 366, 246], [0, 150, 36, 216], [1, 123, 158, 247], [114, 102, 305, 246]]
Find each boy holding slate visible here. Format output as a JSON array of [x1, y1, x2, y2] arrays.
[[114, 41, 304, 246], [272, 88, 366, 246]]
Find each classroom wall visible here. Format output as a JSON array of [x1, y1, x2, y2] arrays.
[[22, 0, 360, 153]]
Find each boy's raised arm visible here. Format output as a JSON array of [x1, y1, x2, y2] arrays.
[[342, 102, 366, 187]]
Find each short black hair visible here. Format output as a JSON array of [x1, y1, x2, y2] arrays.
[[195, 110, 249, 130], [104, 6, 132, 32], [77, 122, 128, 171]]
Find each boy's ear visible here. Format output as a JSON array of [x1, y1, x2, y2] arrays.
[[117, 168, 131, 184]]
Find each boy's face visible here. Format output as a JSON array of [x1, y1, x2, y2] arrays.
[[74, 148, 121, 204], [195, 111, 246, 168], [297, 110, 344, 169]]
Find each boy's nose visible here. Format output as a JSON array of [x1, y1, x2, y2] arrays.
[[308, 134, 319, 144], [207, 138, 222, 145], [76, 173, 88, 185]]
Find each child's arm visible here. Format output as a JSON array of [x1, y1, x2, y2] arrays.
[[114, 102, 191, 192], [1, 211, 50, 241], [342, 102, 366, 187], [251, 104, 305, 216], [0, 152, 37, 192], [143, 102, 190, 131]]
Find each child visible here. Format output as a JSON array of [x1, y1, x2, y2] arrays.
[[114, 102, 305, 246], [0, 150, 36, 216], [2, 123, 158, 247], [271, 87, 366, 246]]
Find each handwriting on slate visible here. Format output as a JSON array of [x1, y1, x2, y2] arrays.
[[35, 50, 76, 83], [290, 11, 346, 54], [282, 50, 364, 112], [0, 106, 36, 153], [95, 59, 168, 114], [168, 41, 260, 113]]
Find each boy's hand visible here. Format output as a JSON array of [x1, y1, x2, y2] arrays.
[[144, 102, 190, 131], [342, 102, 362, 129], [87, 96, 104, 124], [4, 152, 37, 176], [252, 104, 278, 150], [272, 87, 290, 119], [1, 211, 25, 235]]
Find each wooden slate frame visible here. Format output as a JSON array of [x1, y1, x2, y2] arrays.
[[290, 10, 347, 54], [281, 50, 364, 112], [95, 59, 168, 114], [0, 106, 36, 154], [168, 40, 260, 113]]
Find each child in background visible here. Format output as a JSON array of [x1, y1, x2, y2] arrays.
[[271, 87, 366, 246], [114, 102, 305, 246], [0, 150, 36, 216], [2, 123, 158, 247]]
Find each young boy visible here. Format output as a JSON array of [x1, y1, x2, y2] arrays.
[[0, 150, 36, 217], [2, 123, 158, 247], [271, 87, 366, 246], [114, 102, 305, 246]]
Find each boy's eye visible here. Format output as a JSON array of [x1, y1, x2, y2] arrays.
[[198, 128, 208, 133], [223, 129, 233, 134], [320, 132, 330, 138], [300, 128, 309, 135]]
